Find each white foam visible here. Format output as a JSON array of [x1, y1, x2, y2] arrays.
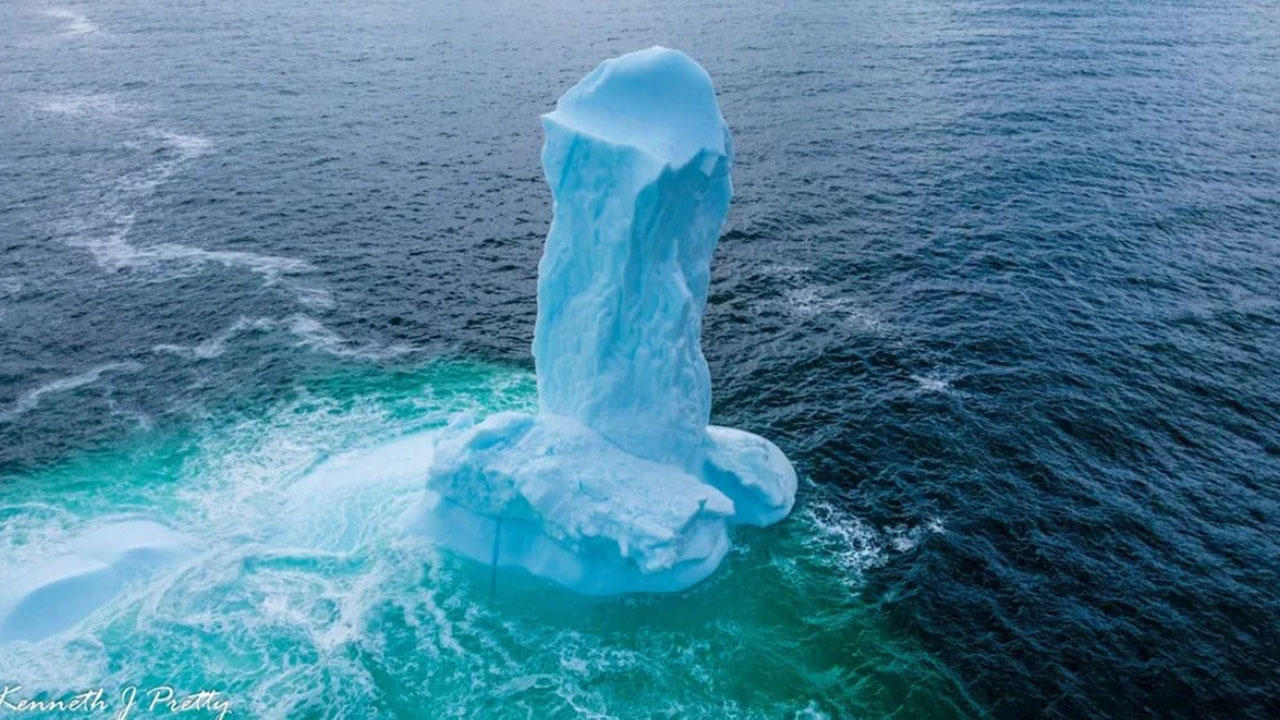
[[288, 283, 336, 310], [884, 519, 945, 553], [37, 99, 328, 303], [910, 374, 952, 393], [762, 266, 888, 331], [801, 495, 886, 585], [37, 93, 126, 117], [0, 366, 823, 714], [783, 286, 885, 332], [761, 263, 811, 282], [61, 198, 316, 286], [0, 385, 467, 703], [0, 362, 141, 423], [282, 430, 438, 552], [797, 486, 943, 587], [152, 129, 213, 159], [155, 314, 411, 361], [795, 700, 832, 720], [0, 503, 80, 576], [145, 244, 314, 282], [153, 317, 278, 360], [286, 314, 412, 360], [43, 8, 98, 36]]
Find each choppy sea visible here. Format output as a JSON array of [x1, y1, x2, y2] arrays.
[[2, 1, 1278, 717]]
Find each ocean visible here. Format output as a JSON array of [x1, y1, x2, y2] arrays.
[[1, 0, 1278, 717]]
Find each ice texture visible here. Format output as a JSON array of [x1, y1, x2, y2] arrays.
[[0, 520, 195, 642], [535, 46, 731, 469], [410, 47, 796, 594]]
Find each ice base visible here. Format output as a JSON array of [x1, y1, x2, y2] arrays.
[[406, 412, 795, 594]]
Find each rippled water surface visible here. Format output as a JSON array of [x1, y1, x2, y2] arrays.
[[2, 1, 1279, 718]]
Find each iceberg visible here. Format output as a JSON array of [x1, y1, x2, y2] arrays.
[[408, 47, 796, 594], [0, 520, 195, 642]]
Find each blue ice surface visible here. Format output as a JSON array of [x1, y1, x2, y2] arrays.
[[409, 47, 797, 594], [0, 520, 195, 642]]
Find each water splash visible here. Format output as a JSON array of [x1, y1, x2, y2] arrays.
[[0, 363, 963, 718]]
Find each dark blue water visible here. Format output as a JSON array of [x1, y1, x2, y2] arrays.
[[2, 1, 1279, 717]]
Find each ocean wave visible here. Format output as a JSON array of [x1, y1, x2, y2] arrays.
[[0, 361, 142, 423], [152, 315, 410, 362], [800, 494, 887, 585], [285, 315, 412, 360], [0, 364, 926, 718], [783, 286, 886, 332], [151, 129, 213, 159], [909, 374, 954, 394], [36, 93, 126, 117], [152, 317, 279, 360], [799, 488, 943, 587], [43, 8, 98, 36], [0, 277, 23, 296], [36, 95, 328, 301], [884, 518, 945, 553], [756, 265, 890, 334]]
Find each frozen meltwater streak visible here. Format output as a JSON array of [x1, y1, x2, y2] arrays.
[[409, 47, 797, 594]]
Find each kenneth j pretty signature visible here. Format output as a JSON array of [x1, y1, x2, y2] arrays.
[[0, 685, 231, 719]]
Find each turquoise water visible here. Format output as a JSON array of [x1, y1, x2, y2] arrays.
[[0, 363, 970, 718]]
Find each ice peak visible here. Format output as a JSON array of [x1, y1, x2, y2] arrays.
[[543, 46, 728, 167]]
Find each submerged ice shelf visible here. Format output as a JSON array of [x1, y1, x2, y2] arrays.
[[0, 520, 195, 642], [408, 47, 797, 594]]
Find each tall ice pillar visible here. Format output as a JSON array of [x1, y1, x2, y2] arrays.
[[410, 47, 796, 595]]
